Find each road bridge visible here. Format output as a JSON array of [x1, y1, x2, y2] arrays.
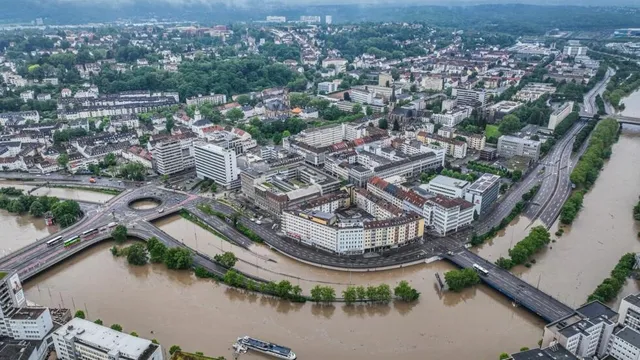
[[444, 249, 573, 322]]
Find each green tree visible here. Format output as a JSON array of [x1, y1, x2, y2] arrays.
[[164, 248, 193, 269], [126, 243, 148, 266], [130, 332, 139, 337], [394, 280, 420, 301], [352, 103, 363, 114], [355, 286, 367, 301], [102, 153, 117, 167], [29, 200, 45, 217], [498, 114, 522, 134], [378, 118, 388, 129], [74, 310, 85, 319], [94, 319, 103, 325], [169, 345, 181, 355], [282, 130, 291, 138], [444, 268, 481, 292], [511, 169, 522, 182], [112, 225, 128, 244], [147, 237, 167, 263], [110, 324, 123, 332], [499, 353, 510, 360], [520, 347, 530, 352], [151, 339, 159, 344], [214, 251, 238, 268], [57, 153, 69, 169], [118, 162, 146, 181], [226, 108, 245, 123], [165, 117, 175, 133], [342, 286, 358, 305], [236, 94, 251, 105]]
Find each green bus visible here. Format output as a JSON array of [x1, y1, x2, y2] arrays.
[[64, 236, 80, 247]]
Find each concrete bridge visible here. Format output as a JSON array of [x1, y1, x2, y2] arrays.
[[444, 249, 573, 322]]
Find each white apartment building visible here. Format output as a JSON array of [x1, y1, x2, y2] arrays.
[[431, 106, 473, 127], [608, 327, 640, 360], [464, 173, 501, 216], [325, 15, 332, 24], [563, 46, 588, 56], [8, 307, 53, 341], [455, 132, 486, 151], [318, 81, 338, 94], [194, 143, 239, 189], [542, 301, 618, 359], [497, 135, 541, 161], [424, 195, 474, 235], [0, 271, 27, 337], [53, 318, 163, 360], [350, 88, 374, 104], [619, 293, 640, 333], [152, 139, 184, 175], [427, 175, 469, 199], [297, 123, 344, 147], [420, 133, 468, 159], [322, 58, 348, 73], [266, 16, 286, 22], [452, 88, 486, 107], [548, 101, 574, 130], [186, 93, 227, 106]]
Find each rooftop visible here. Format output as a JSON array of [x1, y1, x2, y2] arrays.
[[510, 344, 578, 360], [468, 173, 501, 193], [9, 307, 46, 321], [616, 327, 640, 349], [55, 318, 156, 359], [429, 175, 469, 189]]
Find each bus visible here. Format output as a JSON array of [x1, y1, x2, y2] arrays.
[[81, 228, 98, 238], [46, 236, 63, 247], [64, 236, 80, 247], [473, 263, 489, 276]]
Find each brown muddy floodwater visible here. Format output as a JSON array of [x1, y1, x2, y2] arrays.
[[0, 209, 58, 255], [0, 211, 543, 360], [129, 199, 161, 210]]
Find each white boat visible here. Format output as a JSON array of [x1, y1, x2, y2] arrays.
[[237, 336, 296, 359]]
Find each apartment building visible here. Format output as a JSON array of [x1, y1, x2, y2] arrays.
[[464, 173, 501, 216], [427, 175, 469, 198], [484, 101, 524, 123], [194, 142, 239, 189], [318, 81, 338, 94], [321, 58, 348, 73], [548, 101, 574, 130], [497, 135, 541, 161], [186, 93, 227, 106], [350, 88, 374, 104], [542, 301, 617, 359], [452, 88, 486, 107], [53, 318, 163, 360], [418, 133, 468, 159], [514, 83, 557, 102], [431, 106, 473, 127], [563, 46, 588, 56], [455, 131, 486, 151], [152, 139, 184, 175], [297, 123, 345, 147], [424, 195, 474, 235]]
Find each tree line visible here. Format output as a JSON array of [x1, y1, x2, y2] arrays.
[[569, 118, 619, 190], [495, 226, 551, 270], [0, 188, 81, 227], [587, 253, 635, 303]]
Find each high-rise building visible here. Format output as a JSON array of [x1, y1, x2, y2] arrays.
[[464, 173, 501, 216], [53, 318, 163, 360], [0, 270, 26, 337], [194, 143, 239, 189], [452, 88, 486, 107], [548, 101, 574, 130], [266, 16, 286, 23], [153, 139, 184, 175], [325, 15, 332, 24]]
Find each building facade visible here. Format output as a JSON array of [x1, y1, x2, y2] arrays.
[[464, 173, 501, 216], [152, 139, 184, 175], [497, 135, 541, 161], [194, 143, 239, 189]]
